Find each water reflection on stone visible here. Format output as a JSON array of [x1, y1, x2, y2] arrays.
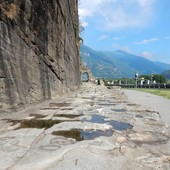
[[54, 114, 83, 118], [85, 115, 133, 131], [52, 129, 113, 141], [19, 119, 64, 129]]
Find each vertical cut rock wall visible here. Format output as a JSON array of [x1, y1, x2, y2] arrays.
[[0, 0, 80, 112]]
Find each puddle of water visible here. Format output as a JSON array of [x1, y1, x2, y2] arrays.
[[52, 129, 82, 141], [18, 119, 67, 129], [29, 114, 46, 119], [40, 108, 59, 110], [61, 108, 74, 110], [127, 104, 138, 106], [12, 119, 63, 129], [97, 103, 116, 106], [6, 114, 132, 132], [87, 115, 105, 124], [109, 120, 133, 131], [6, 112, 82, 129], [49, 103, 70, 107], [5, 114, 47, 126], [97, 100, 110, 102], [111, 109, 126, 112], [81, 97, 95, 100], [135, 115, 143, 118], [52, 129, 113, 141], [7, 118, 75, 129], [54, 114, 83, 119], [85, 115, 133, 131], [5, 119, 21, 126]]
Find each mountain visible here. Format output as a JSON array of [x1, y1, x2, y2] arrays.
[[161, 70, 170, 79], [81, 45, 169, 78], [154, 61, 170, 70]]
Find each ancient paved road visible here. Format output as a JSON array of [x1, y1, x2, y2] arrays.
[[0, 83, 170, 169], [124, 89, 170, 126]]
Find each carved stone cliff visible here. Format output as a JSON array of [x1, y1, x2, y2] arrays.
[[0, 0, 80, 112]]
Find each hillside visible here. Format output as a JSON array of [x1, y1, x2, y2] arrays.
[[154, 62, 170, 70], [81, 45, 170, 78], [161, 70, 170, 79]]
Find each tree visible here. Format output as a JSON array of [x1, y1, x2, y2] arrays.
[[139, 74, 166, 83], [139, 74, 150, 80], [153, 74, 166, 83]]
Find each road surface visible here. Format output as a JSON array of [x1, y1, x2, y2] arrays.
[[124, 89, 170, 126]]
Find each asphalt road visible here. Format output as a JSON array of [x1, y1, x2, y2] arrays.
[[124, 89, 170, 126]]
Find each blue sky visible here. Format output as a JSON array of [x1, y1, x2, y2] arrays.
[[79, 0, 170, 64]]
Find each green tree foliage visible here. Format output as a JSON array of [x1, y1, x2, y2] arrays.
[[139, 74, 150, 80], [153, 74, 166, 83], [139, 74, 166, 83]]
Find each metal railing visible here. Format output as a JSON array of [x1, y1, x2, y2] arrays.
[[106, 83, 170, 89]]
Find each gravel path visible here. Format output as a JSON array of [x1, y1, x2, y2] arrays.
[[124, 89, 170, 126]]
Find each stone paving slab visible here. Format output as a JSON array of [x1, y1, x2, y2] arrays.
[[0, 83, 170, 170]]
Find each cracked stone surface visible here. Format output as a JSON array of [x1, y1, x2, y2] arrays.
[[0, 82, 170, 170]]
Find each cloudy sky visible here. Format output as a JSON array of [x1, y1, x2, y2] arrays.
[[79, 0, 170, 64]]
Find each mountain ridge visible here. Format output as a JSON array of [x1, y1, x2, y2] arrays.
[[81, 45, 170, 78]]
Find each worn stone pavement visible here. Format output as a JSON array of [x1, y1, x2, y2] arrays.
[[0, 83, 170, 170]]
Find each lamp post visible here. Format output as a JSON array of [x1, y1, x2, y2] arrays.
[[135, 72, 138, 88]]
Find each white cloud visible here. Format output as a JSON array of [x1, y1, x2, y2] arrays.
[[112, 43, 132, 53], [98, 35, 109, 40], [165, 36, 170, 40], [137, 0, 156, 7], [134, 38, 159, 44], [79, 0, 157, 29], [81, 21, 88, 27], [98, 35, 125, 41], [78, 9, 91, 18], [79, 0, 109, 19], [112, 36, 125, 40], [141, 51, 155, 59], [112, 44, 158, 61]]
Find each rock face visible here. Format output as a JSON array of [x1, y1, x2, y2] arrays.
[[0, 0, 80, 112]]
